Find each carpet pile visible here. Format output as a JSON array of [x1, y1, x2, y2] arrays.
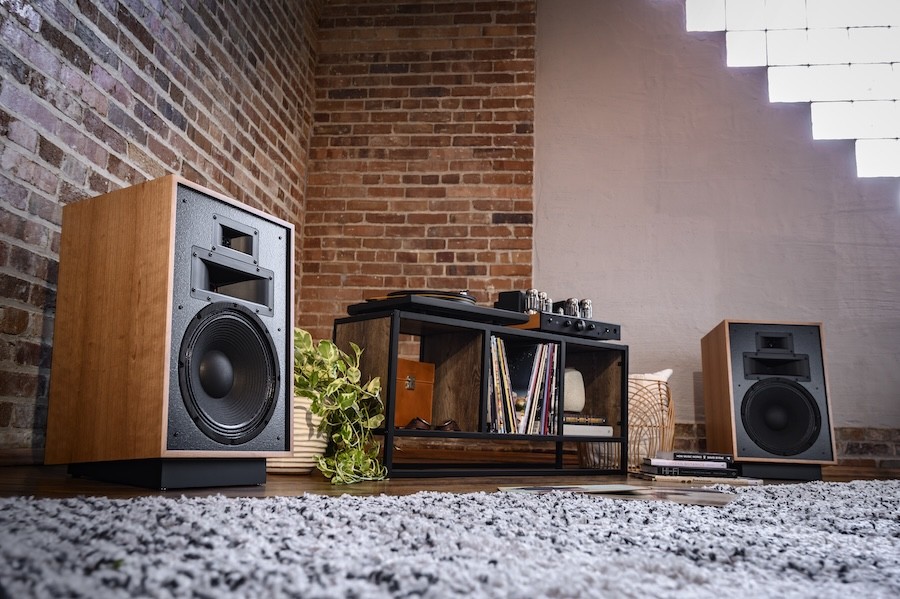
[[1, 480, 898, 598]]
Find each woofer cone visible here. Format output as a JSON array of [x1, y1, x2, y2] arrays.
[[741, 378, 820, 456], [178, 302, 279, 445]]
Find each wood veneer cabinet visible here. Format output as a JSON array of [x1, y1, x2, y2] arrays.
[[333, 310, 629, 476]]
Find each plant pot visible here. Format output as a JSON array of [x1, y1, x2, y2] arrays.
[[266, 397, 327, 474]]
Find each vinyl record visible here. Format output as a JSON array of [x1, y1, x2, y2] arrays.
[[384, 290, 477, 304]]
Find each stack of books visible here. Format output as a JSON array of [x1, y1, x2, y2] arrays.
[[639, 451, 737, 478], [561, 413, 612, 437]]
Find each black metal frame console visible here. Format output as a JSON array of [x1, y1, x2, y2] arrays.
[[333, 309, 628, 477]]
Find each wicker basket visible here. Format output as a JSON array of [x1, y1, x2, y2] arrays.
[[266, 398, 328, 474], [626, 373, 675, 471]]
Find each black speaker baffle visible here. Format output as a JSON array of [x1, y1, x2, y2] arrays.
[[741, 378, 821, 456], [178, 302, 279, 445]]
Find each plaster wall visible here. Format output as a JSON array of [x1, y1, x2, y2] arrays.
[[534, 0, 900, 427]]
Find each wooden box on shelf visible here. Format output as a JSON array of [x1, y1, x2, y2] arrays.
[[393, 359, 435, 428]]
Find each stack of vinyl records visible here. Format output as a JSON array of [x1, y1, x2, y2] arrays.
[[639, 451, 737, 478]]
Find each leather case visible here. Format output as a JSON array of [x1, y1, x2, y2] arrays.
[[394, 358, 435, 427]]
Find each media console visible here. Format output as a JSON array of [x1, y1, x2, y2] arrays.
[[333, 308, 629, 477]]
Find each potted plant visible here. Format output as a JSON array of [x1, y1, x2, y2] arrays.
[[294, 328, 387, 484]]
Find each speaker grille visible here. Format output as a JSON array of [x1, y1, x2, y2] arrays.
[[740, 378, 821, 456], [178, 302, 279, 445]]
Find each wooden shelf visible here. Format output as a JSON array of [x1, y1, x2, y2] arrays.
[[333, 310, 628, 477]]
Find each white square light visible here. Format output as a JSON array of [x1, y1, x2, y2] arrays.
[[811, 101, 855, 139], [807, 28, 852, 65], [856, 138, 900, 177], [850, 63, 896, 101], [726, 0, 766, 31], [846, 0, 900, 27], [768, 66, 811, 102], [727, 30, 767, 67], [768, 66, 812, 102], [807, 65, 853, 102], [766, 29, 808, 65], [807, 0, 854, 28], [849, 27, 900, 63], [686, 0, 726, 32], [764, 0, 807, 30]]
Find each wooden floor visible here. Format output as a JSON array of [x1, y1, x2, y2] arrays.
[[1, 464, 895, 500]]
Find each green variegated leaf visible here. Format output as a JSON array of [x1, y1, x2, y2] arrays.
[[295, 327, 386, 485]]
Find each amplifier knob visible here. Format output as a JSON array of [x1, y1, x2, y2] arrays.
[[563, 320, 572, 327], [574, 319, 586, 332], [588, 323, 596, 331]]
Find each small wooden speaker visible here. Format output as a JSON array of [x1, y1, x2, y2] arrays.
[[45, 175, 293, 483], [701, 320, 836, 468]]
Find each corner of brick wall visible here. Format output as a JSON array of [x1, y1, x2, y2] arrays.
[[297, 0, 537, 342], [0, 0, 321, 463], [832, 426, 900, 470]]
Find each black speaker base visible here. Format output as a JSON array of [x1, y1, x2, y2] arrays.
[[68, 458, 267, 490], [739, 462, 822, 481]]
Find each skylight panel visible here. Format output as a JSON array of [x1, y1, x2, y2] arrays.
[[686, 0, 900, 177], [726, 0, 765, 31], [848, 27, 900, 63], [766, 29, 808, 66], [763, 0, 807, 30], [807, 28, 852, 65], [685, 0, 725, 31], [726, 30, 767, 67], [768, 66, 810, 102], [856, 139, 900, 177]]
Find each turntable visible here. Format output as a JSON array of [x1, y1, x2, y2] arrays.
[[346, 290, 530, 325]]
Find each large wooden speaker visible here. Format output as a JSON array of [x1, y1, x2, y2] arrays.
[[45, 176, 293, 487], [701, 320, 836, 477]]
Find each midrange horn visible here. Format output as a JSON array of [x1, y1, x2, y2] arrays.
[[178, 302, 279, 445], [740, 378, 821, 457]]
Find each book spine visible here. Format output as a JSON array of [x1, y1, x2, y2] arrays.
[[640, 464, 738, 477], [663, 452, 734, 464], [562, 415, 608, 424], [645, 458, 730, 469], [562, 424, 614, 437]]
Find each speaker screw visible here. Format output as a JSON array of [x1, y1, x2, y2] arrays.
[[213, 215, 217, 220], [208, 252, 213, 257]]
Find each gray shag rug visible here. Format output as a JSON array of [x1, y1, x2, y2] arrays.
[[1, 480, 899, 598]]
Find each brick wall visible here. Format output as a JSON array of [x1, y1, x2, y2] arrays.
[[297, 0, 536, 340], [673, 423, 900, 471], [0, 0, 321, 463]]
